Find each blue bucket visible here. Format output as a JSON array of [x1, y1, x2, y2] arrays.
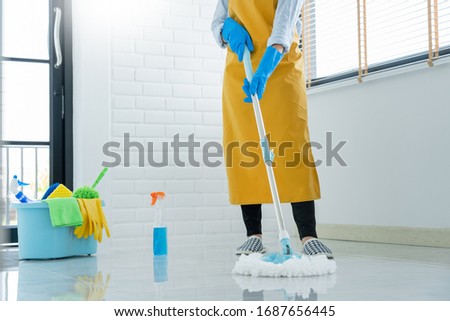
[[11, 202, 98, 260]]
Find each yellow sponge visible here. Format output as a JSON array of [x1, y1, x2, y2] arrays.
[[47, 184, 73, 198]]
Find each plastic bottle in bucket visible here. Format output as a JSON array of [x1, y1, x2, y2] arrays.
[[9, 175, 33, 203], [151, 192, 167, 256]]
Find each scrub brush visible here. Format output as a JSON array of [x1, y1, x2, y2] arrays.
[[73, 168, 108, 199]]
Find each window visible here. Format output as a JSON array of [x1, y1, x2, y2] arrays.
[[0, 0, 73, 243], [302, 0, 450, 87]]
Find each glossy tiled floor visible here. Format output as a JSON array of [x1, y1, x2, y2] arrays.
[[1, 238, 450, 301]]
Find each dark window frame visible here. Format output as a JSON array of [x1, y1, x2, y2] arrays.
[[1, 0, 73, 244], [309, 47, 450, 87], [50, 0, 74, 189]]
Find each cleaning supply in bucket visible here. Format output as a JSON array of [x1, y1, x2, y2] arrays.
[[46, 184, 73, 199], [74, 198, 110, 242], [9, 175, 34, 203], [151, 192, 167, 256], [42, 183, 60, 200], [73, 168, 108, 199], [42, 197, 83, 228]]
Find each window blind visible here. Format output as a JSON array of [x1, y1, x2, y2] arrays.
[[302, 0, 450, 87], [437, 1, 450, 55]]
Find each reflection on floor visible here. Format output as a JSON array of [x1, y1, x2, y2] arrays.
[[1, 239, 450, 301]]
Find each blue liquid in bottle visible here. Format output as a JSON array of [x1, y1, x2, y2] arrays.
[[153, 226, 168, 256]]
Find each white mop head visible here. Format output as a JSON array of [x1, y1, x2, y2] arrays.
[[232, 253, 337, 277]]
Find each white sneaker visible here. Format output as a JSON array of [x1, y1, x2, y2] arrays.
[[235, 236, 267, 255], [303, 238, 334, 259]]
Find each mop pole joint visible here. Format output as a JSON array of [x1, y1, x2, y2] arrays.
[[280, 238, 292, 255], [261, 136, 274, 164]]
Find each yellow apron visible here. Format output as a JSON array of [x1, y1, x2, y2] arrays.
[[223, 0, 321, 205]]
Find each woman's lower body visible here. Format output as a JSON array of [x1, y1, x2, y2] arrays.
[[236, 201, 334, 259], [224, 0, 327, 258], [241, 201, 317, 239]]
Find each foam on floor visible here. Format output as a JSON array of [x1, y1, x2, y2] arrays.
[[232, 253, 337, 277]]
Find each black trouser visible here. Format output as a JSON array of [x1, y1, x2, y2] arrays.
[[241, 201, 318, 239]]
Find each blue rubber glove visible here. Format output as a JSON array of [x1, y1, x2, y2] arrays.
[[222, 17, 254, 62], [243, 46, 284, 102]]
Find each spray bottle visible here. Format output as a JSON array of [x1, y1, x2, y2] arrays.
[[151, 192, 167, 256], [9, 175, 33, 203]]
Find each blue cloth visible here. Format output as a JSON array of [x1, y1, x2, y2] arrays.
[[211, 0, 304, 53], [242, 46, 283, 102], [221, 17, 254, 62]]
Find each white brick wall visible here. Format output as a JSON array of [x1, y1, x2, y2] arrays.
[[109, 0, 280, 246]]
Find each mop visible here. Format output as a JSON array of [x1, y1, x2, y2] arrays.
[[232, 47, 336, 277]]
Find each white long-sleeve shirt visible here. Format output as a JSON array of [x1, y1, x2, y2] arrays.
[[211, 0, 304, 54]]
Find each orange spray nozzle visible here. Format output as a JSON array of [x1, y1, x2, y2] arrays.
[[150, 192, 166, 206]]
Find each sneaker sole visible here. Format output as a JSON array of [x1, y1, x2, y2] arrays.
[[235, 247, 267, 256], [317, 253, 335, 260], [302, 251, 334, 260]]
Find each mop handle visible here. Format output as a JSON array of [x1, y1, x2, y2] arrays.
[[242, 47, 289, 239]]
